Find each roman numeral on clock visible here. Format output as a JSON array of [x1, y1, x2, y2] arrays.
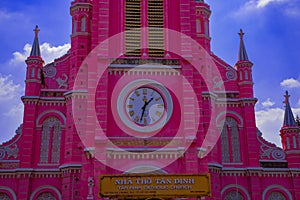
[[129, 110, 135, 117]]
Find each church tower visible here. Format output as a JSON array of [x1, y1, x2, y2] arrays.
[[17, 26, 44, 199], [195, 0, 211, 52], [235, 29, 254, 99], [280, 91, 300, 168], [235, 30, 259, 167], [25, 25, 44, 96], [69, 0, 92, 88]]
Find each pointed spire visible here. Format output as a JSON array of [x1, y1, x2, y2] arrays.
[[30, 25, 41, 57], [283, 91, 297, 127], [238, 29, 249, 61]]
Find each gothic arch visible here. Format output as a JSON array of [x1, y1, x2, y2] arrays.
[[36, 110, 66, 127], [221, 184, 250, 200], [30, 185, 62, 200], [39, 117, 62, 164], [220, 117, 242, 163], [262, 185, 292, 200], [216, 111, 244, 128], [0, 186, 16, 200]]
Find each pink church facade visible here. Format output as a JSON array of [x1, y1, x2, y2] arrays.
[[1, 0, 300, 199]]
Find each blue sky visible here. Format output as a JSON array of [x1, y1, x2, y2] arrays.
[[0, 0, 299, 147]]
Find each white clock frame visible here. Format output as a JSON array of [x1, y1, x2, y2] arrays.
[[117, 79, 173, 133]]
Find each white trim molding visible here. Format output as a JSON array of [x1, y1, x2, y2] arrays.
[[30, 185, 62, 200], [221, 184, 250, 200], [0, 186, 17, 200], [262, 184, 292, 200]]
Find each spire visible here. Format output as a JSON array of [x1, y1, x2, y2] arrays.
[[238, 29, 249, 61], [283, 91, 297, 127], [30, 25, 41, 57]]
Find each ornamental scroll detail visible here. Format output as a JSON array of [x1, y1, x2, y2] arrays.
[[43, 63, 57, 78], [56, 73, 69, 89], [213, 66, 237, 90], [257, 129, 286, 160], [0, 144, 19, 160]]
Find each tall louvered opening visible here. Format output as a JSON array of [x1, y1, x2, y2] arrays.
[[148, 0, 164, 57], [125, 0, 141, 57]]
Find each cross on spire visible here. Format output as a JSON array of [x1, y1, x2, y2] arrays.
[[284, 90, 290, 105], [29, 25, 41, 57], [283, 90, 297, 126], [34, 25, 40, 37], [239, 29, 244, 40], [238, 29, 249, 61]]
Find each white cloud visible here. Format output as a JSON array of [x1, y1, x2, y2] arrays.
[[280, 78, 300, 88], [257, 0, 287, 8], [0, 74, 22, 102], [255, 107, 284, 147], [256, 106, 300, 147], [0, 9, 24, 21], [10, 43, 70, 65], [40, 43, 71, 64], [4, 103, 23, 119], [0, 74, 24, 143], [261, 98, 275, 107], [233, 0, 290, 17]]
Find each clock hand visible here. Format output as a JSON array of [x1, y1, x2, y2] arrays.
[[140, 107, 146, 122], [140, 98, 153, 122], [146, 97, 154, 105]]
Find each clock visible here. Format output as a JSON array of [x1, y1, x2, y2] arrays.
[[125, 87, 165, 126], [117, 80, 173, 133]]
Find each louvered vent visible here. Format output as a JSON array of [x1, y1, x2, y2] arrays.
[[125, 0, 141, 57], [148, 0, 164, 57]]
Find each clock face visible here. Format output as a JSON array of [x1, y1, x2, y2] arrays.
[[125, 87, 165, 126], [116, 79, 173, 133]]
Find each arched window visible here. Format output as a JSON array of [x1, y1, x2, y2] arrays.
[[40, 117, 62, 164], [73, 20, 77, 33], [268, 191, 286, 200], [204, 21, 209, 37], [224, 190, 244, 200], [244, 71, 248, 80], [221, 117, 241, 163], [292, 136, 297, 148], [0, 193, 10, 200], [31, 68, 35, 78], [81, 17, 86, 32], [36, 192, 56, 200], [196, 19, 201, 33], [286, 138, 290, 149]]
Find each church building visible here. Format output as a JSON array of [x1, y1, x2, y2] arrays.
[[0, 0, 300, 199]]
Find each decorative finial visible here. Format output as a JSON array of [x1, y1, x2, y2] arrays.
[[34, 25, 40, 37], [29, 25, 41, 57], [284, 90, 290, 105], [237, 29, 249, 61], [238, 29, 244, 40]]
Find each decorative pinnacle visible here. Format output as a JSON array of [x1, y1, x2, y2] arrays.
[[238, 29, 249, 61], [282, 90, 297, 127], [29, 25, 41, 57], [34, 25, 40, 37]]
